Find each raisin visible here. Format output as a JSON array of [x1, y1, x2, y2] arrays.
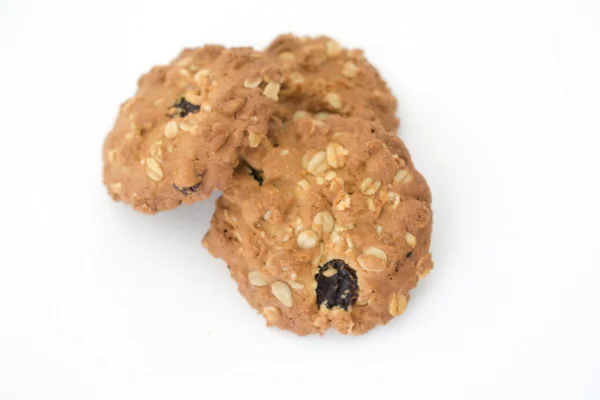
[[248, 166, 263, 186], [172, 181, 202, 196], [168, 98, 200, 118], [315, 259, 359, 310], [406, 251, 413, 258]]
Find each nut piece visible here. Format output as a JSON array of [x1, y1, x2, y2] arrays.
[[363, 246, 388, 262], [248, 271, 268, 287], [248, 132, 262, 148], [293, 217, 303, 234], [367, 198, 376, 212], [325, 40, 344, 57], [357, 254, 387, 272], [302, 153, 310, 169], [313, 212, 334, 234], [394, 169, 409, 183], [330, 177, 345, 192], [262, 82, 280, 101], [314, 112, 330, 120], [262, 306, 281, 324], [360, 177, 382, 196], [322, 268, 338, 278], [297, 230, 319, 249], [193, 68, 210, 83], [271, 281, 293, 307], [334, 222, 346, 232], [341, 61, 359, 78], [346, 237, 354, 249], [330, 231, 342, 244], [178, 68, 191, 79], [306, 151, 328, 175], [107, 149, 118, 163], [178, 121, 196, 132], [297, 179, 311, 191], [416, 253, 434, 279], [387, 191, 400, 208], [388, 292, 408, 316], [325, 92, 343, 110], [243, 76, 262, 88], [184, 91, 203, 105], [336, 195, 352, 211], [109, 182, 122, 194], [232, 231, 242, 243], [149, 141, 163, 159], [145, 158, 164, 182], [164, 120, 179, 139], [376, 224, 383, 235], [405, 231, 417, 248], [326, 142, 348, 169], [394, 169, 414, 184]]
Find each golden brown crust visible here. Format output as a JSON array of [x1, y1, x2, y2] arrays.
[[203, 116, 432, 335], [266, 34, 399, 133], [102, 46, 283, 214]]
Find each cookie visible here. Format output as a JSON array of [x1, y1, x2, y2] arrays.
[[103, 46, 284, 214], [203, 116, 433, 335], [266, 34, 399, 133]]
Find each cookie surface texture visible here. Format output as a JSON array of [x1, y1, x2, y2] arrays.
[[203, 116, 433, 335], [266, 34, 399, 133], [103, 46, 283, 213]]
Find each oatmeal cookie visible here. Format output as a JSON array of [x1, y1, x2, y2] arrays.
[[203, 116, 432, 335], [103, 46, 284, 214]]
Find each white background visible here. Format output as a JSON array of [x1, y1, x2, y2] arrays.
[[1, 0, 599, 398]]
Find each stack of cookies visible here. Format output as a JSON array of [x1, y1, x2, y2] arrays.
[[103, 35, 433, 336]]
